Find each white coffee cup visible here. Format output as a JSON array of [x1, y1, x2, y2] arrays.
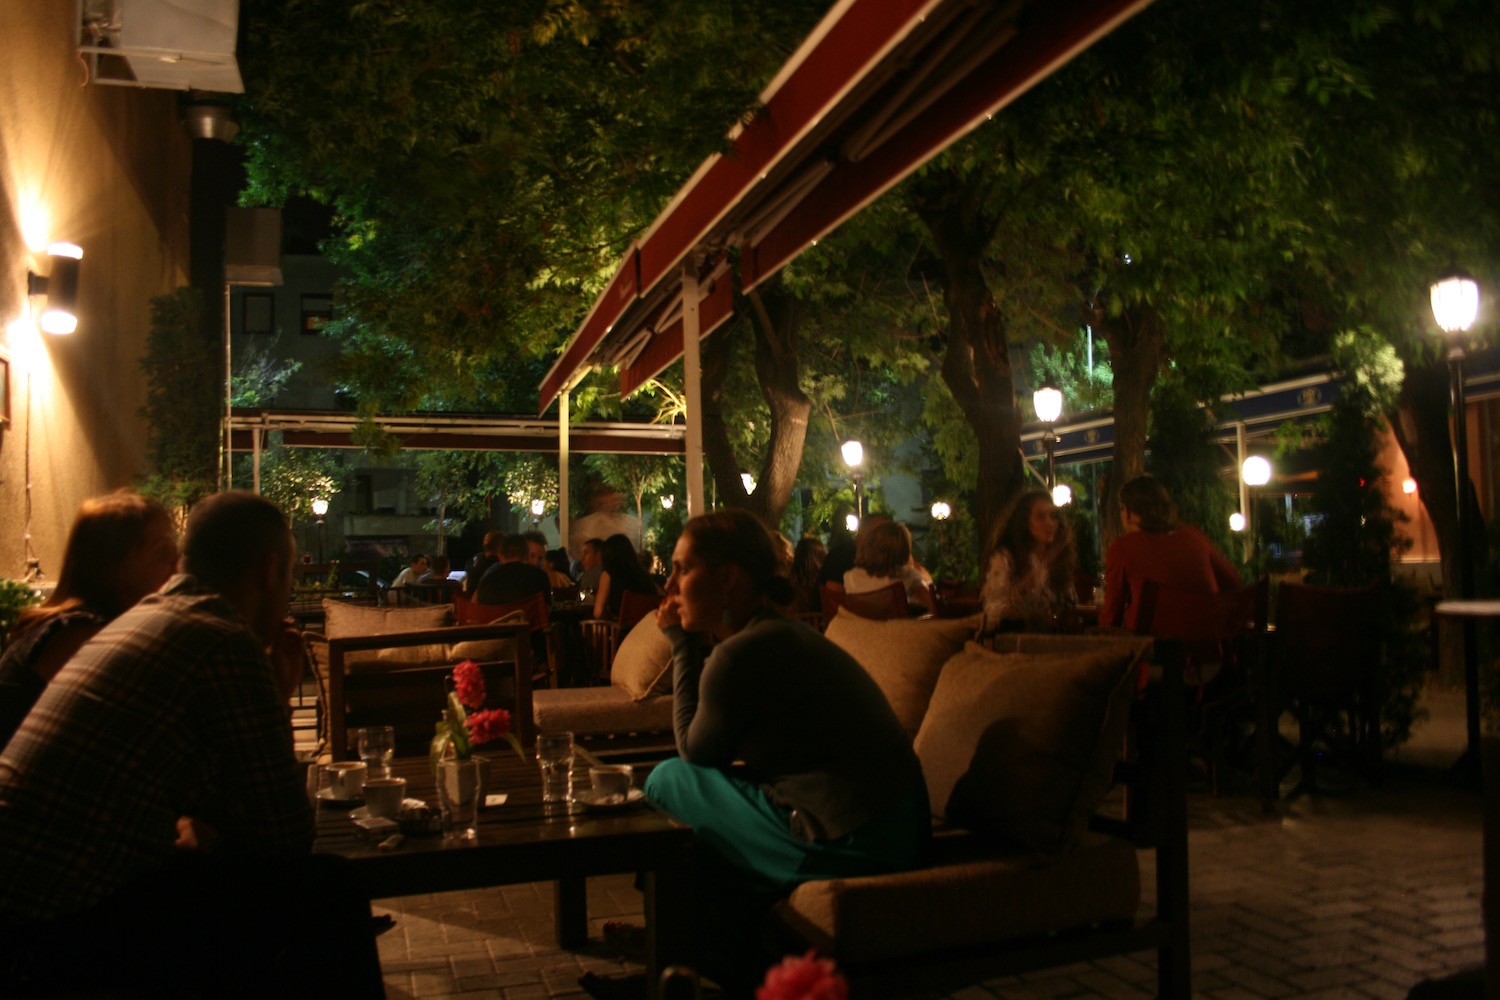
[[363, 777, 407, 819], [325, 761, 368, 800], [589, 764, 633, 804]]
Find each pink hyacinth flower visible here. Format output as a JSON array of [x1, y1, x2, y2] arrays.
[[453, 659, 487, 709], [756, 950, 847, 1000], [465, 708, 513, 746]]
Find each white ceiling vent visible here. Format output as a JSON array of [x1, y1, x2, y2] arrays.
[[78, 0, 244, 93]]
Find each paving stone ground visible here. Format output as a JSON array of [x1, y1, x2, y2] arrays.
[[370, 684, 1486, 999]]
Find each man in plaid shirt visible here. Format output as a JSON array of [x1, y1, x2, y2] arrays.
[[0, 491, 383, 998]]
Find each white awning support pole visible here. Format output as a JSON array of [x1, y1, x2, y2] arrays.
[[1235, 422, 1249, 563], [559, 388, 571, 550], [252, 425, 263, 494], [682, 263, 706, 517]]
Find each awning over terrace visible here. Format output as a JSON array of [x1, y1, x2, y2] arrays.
[[538, 0, 1155, 515], [226, 410, 685, 455]]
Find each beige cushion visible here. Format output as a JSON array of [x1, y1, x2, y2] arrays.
[[533, 686, 675, 736], [446, 610, 528, 663], [774, 830, 1140, 963], [611, 615, 673, 701], [823, 612, 979, 736], [322, 599, 453, 637], [914, 638, 1149, 852], [322, 600, 457, 668]]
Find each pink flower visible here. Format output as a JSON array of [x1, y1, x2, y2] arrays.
[[465, 708, 513, 746], [453, 660, 487, 709], [756, 951, 847, 1000]]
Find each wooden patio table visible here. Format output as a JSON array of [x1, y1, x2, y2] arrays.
[[313, 749, 693, 997]]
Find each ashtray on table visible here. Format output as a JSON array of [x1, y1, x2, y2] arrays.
[[396, 800, 443, 836]]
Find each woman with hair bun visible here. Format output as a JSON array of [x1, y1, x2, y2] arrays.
[[639, 507, 929, 989], [0, 491, 178, 742], [1100, 475, 1241, 631]]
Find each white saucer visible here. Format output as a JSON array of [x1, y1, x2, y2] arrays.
[[572, 788, 646, 810], [350, 798, 427, 821], [317, 788, 363, 806]]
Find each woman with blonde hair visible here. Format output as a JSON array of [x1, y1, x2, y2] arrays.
[[0, 491, 178, 741], [842, 518, 936, 614]]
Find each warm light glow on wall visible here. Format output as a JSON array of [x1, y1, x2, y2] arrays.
[[19, 196, 50, 252]]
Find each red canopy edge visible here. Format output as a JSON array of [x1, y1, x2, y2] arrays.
[[538, 0, 944, 414], [618, 275, 734, 397], [742, 0, 1153, 289]]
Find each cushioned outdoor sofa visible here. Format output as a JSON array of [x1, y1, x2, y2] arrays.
[[770, 614, 1190, 998]]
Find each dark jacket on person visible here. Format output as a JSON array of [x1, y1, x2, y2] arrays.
[[475, 561, 551, 608]]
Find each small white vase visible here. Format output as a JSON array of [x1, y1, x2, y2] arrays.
[[437, 758, 485, 841]]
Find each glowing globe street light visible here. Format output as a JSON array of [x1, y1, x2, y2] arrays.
[[1051, 484, 1072, 507], [1229, 512, 1247, 533], [930, 501, 951, 521], [1032, 382, 1063, 490], [841, 440, 864, 518], [311, 497, 330, 564], [1240, 456, 1272, 564], [1430, 268, 1481, 778]]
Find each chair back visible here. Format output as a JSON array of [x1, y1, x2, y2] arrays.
[[617, 588, 661, 631], [456, 590, 548, 632], [820, 581, 911, 623], [1135, 578, 1265, 645], [1273, 580, 1380, 704]]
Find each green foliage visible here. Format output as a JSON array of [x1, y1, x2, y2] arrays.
[[503, 456, 560, 515], [1028, 329, 1114, 415], [249, 446, 347, 523], [0, 580, 43, 652], [413, 451, 504, 535], [138, 288, 219, 520], [926, 504, 980, 587], [231, 338, 303, 406], [583, 454, 676, 545]]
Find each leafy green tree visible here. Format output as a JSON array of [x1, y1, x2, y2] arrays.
[[583, 454, 675, 548], [231, 338, 302, 407], [413, 451, 505, 550], [253, 445, 345, 523]]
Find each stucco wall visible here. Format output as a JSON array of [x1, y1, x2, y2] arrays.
[[0, 3, 191, 581]]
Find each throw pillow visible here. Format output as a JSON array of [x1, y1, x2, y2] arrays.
[[322, 600, 452, 638], [913, 638, 1148, 853], [611, 614, 674, 701], [824, 612, 979, 736]]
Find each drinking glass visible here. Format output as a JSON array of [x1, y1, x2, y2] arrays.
[[357, 725, 395, 779], [535, 731, 575, 802]]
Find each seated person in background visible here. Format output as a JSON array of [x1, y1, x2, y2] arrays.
[[0, 491, 180, 744], [575, 537, 604, 595], [542, 546, 576, 592], [593, 533, 663, 621], [0, 491, 383, 999], [1100, 474, 1242, 632], [642, 508, 929, 992], [843, 519, 937, 615], [389, 552, 429, 589], [418, 554, 451, 583], [476, 534, 552, 607], [789, 536, 827, 614], [980, 490, 1077, 632], [465, 530, 505, 594], [817, 511, 873, 586]]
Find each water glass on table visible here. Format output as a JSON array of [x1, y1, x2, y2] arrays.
[[357, 725, 395, 779], [535, 731, 575, 802]]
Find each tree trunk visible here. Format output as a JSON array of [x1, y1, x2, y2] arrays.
[[698, 322, 744, 510], [915, 171, 1025, 545], [1095, 301, 1165, 547], [745, 286, 811, 529]]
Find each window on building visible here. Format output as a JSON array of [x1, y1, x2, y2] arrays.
[[301, 294, 333, 335]]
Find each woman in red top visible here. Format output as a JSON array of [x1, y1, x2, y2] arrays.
[[1100, 476, 1242, 631]]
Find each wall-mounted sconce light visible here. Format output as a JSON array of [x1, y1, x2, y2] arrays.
[[27, 243, 83, 334]]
